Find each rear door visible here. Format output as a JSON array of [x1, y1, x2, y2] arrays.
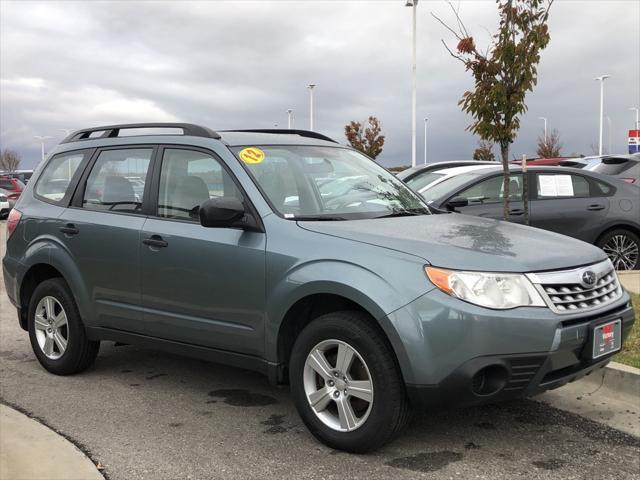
[[447, 173, 528, 224], [139, 147, 266, 356], [59, 146, 155, 332], [529, 171, 609, 242]]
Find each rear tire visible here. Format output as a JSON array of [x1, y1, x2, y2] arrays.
[[597, 229, 640, 271], [289, 311, 410, 453], [28, 278, 100, 375]]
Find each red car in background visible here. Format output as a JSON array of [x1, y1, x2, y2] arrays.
[[0, 175, 25, 201], [511, 157, 572, 166]]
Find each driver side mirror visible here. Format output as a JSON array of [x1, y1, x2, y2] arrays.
[[446, 196, 469, 211], [199, 197, 246, 228]]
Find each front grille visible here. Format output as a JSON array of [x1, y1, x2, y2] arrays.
[[527, 260, 622, 314]]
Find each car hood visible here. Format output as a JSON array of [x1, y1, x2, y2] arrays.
[[298, 214, 606, 273]]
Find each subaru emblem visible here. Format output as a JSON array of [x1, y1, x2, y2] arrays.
[[581, 270, 596, 287]]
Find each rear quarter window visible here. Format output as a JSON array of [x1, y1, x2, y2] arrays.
[[35, 151, 88, 204]]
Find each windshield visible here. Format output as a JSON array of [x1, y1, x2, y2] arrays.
[[406, 171, 445, 192], [419, 172, 483, 203], [233, 145, 429, 219]]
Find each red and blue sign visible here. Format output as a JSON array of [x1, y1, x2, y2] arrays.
[[629, 130, 640, 154]]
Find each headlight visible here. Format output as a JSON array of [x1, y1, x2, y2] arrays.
[[425, 266, 545, 309]]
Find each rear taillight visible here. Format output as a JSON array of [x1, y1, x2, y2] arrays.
[[621, 177, 636, 184], [6, 209, 22, 240]]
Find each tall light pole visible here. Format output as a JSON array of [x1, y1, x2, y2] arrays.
[[630, 107, 639, 130], [538, 117, 547, 142], [308, 84, 316, 131], [423, 117, 428, 164], [594, 75, 611, 156], [605, 115, 612, 154], [34, 135, 52, 162], [406, 0, 418, 167], [287, 109, 294, 129]]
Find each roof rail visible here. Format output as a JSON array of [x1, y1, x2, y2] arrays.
[[60, 123, 221, 143], [219, 129, 338, 144]]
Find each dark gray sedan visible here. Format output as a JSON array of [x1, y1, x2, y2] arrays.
[[419, 165, 640, 270]]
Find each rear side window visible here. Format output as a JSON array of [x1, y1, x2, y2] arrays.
[[82, 148, 152, 214], [536, 174, 590, 198], [35, 152, 87, 204]]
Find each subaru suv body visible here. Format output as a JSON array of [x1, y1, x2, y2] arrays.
[[2, 124, 635, 453]]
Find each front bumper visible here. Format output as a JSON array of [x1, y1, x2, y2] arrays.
[[385, 288, 635, 409]]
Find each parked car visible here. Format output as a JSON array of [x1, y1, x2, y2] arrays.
[[511, 157, 570, 166], [587, 154, 640, 184], [418, 165, 640, 270], [3, 124, 635, 453], [0, 170, 34, 184], [558, 155, 606, 170], [401, 164, 501, 196], [0, 175, 25, 201], [396, 160, 497, 183], [0, 189, 10, 218]]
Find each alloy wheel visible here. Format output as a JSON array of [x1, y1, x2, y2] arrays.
[[303, 339, 374, 432], [602, 234, 639, 271], [34, 296, 69, 360]]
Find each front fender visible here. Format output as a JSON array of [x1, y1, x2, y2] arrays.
[[264, 259, 427, 376]]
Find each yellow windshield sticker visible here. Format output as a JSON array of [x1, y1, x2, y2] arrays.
[[239, 147, 265, 164]]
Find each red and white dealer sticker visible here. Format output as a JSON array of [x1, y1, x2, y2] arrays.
[[592, 319, 622, 359]]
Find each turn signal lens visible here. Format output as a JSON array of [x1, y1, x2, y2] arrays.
[[6, 209, 22, 240], [425, 266, 454, 295]]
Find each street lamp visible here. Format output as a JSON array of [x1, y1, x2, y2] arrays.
[[630, 107, 639, 130], [287, 109, 294, 129], [406, 0, 418, 167], [594, 75, 611, 156], [538, 117, 547, 142], [605, 115, 612, 154], [423, 117, 428, 164], [34, 135, 53, 162], [308, 84, 316, 131]]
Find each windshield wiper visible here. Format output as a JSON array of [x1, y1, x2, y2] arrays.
[[376, 210, 427, 218], [291, 215, 348, 221]]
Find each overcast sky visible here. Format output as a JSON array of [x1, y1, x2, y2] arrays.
[[1, 0, 639, 169]]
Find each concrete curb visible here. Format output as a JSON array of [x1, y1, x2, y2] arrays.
[[581, 361, 640, 398], [618, 270, 640, 294], [0, 404, 104, 480]]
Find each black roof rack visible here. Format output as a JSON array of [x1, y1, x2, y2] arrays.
[[219, 129, 338, 144], [60, 123, 221, 143]]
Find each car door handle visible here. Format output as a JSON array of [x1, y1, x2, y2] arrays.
[[142, 235, 168, 248], [587, 204, 605, 211], [509, 208, 525, 216], [59, 224, 79, 235]]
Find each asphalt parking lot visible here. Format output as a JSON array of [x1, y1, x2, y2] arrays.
[[1, 220, 639, 480]]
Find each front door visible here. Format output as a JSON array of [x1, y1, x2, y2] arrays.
[[140, 147, 266, 356]]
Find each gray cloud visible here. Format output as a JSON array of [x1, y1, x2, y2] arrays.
[[1, 0, 639, 169]]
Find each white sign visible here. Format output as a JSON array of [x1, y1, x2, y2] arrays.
[[538, 175, 574, 197]]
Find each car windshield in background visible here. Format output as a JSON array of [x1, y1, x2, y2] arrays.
[[419, 172, 482, 202], [232, 145, 429, 220], [405, 171, 445, 192]]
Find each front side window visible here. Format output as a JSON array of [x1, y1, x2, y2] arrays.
[[232, 146, 428, 219], [456, 174, 524, 204], [536, 174, 589, 198], [35, 151, 86, 203], [83, 148, 152, 213], [158, 148, 242, 221]]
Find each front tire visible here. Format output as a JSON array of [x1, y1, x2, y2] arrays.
[[597, 229, 640, 271], [28, 278, 100, 375], [289, 311, 410, 453]]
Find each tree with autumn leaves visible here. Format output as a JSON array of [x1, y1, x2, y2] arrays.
[[344, 116, 385, 159], [434, 0, 553, 220]]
